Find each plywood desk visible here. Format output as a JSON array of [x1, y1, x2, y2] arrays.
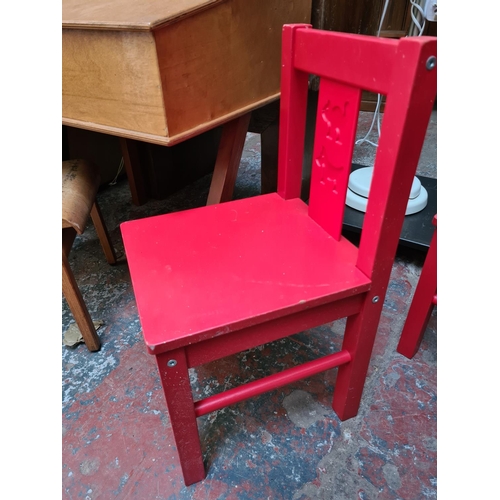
[[63, 0, 311, 204]]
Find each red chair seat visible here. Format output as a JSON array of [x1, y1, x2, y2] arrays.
[[121, 193, 371, 354]]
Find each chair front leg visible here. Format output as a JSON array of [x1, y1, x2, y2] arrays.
[[397, 227, 437, 359], [156, 348, 206, 486]]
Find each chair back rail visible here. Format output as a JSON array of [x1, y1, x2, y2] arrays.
[[278, 25, 437, 284]]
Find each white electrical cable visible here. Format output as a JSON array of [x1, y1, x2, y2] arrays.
[[109, 157, 124, 186], [355, 0, 390, 148], [355, 0, 426, 148], [410, 0, 426, 36]]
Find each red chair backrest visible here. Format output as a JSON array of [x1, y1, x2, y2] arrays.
[[277, 25, 437, 280]]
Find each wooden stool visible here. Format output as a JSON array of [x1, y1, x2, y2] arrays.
[[62, 159, 117, 351]]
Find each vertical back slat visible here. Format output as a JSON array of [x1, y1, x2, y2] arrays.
[[277, 26, 436, 279], [308, 79, 361, 239], [277, 24, 311, 199]]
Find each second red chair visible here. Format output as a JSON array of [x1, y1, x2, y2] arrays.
[[397, 215, 437, 359]]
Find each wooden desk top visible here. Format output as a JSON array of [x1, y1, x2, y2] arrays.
[[63, 0, 222, 31], [62, 0, 311, 145]]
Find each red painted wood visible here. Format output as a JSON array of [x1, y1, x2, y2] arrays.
[[277, 24, 311, 200], [293, 28, 399, 95], [356, 37, 437, 280], [121, 193, 371, 354], [397, 216, 437, 359], [120, 26, 437, 486], [155, 349, 206, 485], [308, 79, 361, 239], [333, 37, 437, 420], [194, 350, 351, 417], [185, 294, 365, 368]]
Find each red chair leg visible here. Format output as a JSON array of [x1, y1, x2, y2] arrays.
[[332, 303, 382, 421], [156, 349, 206, 486], [397, 227, 437, 359]]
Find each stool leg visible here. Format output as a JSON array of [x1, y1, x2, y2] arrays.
[[397, 229, 437, 359], [156, 349, 206, 486], [62, 251, 101, 352], [90, 202, 117, 265]]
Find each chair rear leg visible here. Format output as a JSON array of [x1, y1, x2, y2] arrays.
[[62, 252, 101, 352], [90, 202, 117, 265], [397, 230, 437, 359], [397, 301, 435, 359], [156, 349, 206, 486], [332, 303, 382, 421]]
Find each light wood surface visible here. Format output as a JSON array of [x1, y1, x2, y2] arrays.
[[62, 0, 312, 144], [154, 0, 310, 139], [62, 29, 167, 137], [62, 96, 277, 147], [63, 0, 223, 30], [62, 0, 311, 207]]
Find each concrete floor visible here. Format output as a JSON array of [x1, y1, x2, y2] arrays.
[[62, 109, 437, 499]]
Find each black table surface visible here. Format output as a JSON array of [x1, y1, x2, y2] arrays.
[[342, 164, 437, 252]]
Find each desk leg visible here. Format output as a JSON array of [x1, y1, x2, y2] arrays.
[[119, 138, 147, 206], [206, 113, 251, 205]]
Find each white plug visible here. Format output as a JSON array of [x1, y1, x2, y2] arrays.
[[423, 0, 437, 22]]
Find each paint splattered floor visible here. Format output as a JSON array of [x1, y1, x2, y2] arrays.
[[62, 111, 437, 499]]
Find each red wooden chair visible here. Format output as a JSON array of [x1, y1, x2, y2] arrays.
[[63, 159, 117, 351], [121, 25, 437, 486], [397, 215, 437, 359]]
